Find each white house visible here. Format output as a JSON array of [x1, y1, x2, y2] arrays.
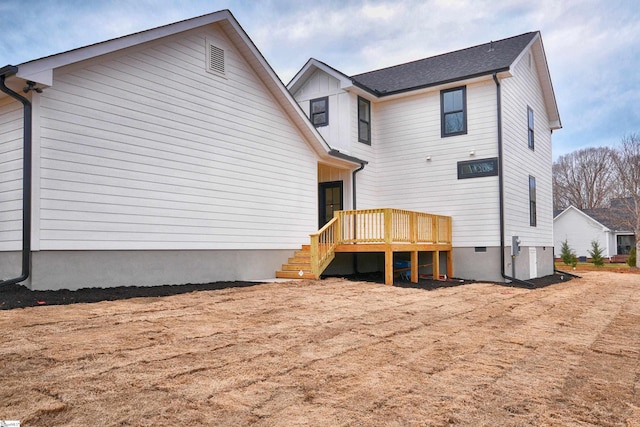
[[554, 205, 636, 259], [0, 10, 363, 290], [288, 31, 561, 283], [0, 11, 561, 290]]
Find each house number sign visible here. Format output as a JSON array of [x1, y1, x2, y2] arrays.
[[457, 157, 499, 179]]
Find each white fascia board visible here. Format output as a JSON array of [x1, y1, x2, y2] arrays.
[[287, 58, 354, 93], [521, 33, 561, 130], [13, 8, 361, 169], [16, 10, 233, 86], [220, 18, 361, 169]]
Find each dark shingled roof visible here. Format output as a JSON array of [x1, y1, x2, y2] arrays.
[[555, 199, 636, 232], [582, 208, 634, 232], [584, 198, 637, 232], [351, 32, 538, 96]]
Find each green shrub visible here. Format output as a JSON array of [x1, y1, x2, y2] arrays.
[[589, 240, 605, 267], [560, 239, 577, 266], [629, 247, 637, 267]]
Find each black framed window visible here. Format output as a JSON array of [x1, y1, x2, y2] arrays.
[[528, 106, 534, 150], [358, 96, 371, 144], [441, 86, 467, 137], [529, 175, 537, 227], [310, 97, 328, 127]]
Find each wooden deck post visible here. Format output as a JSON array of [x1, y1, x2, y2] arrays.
[[433, 250, 440, 280], [410, 211, 417, 244], [411, 251, 418, 283], [385, 248, 393, 286], [447, 250, 454, 278], [384, 208, 393, 245]]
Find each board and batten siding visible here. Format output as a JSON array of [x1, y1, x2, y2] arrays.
[[292, 73, 377, 210], [373, 80, 500, 247], [293, 69, 351, 154], [36, 24, 318, 251], [501, 48, 554, 248], [0, 97, 24, 250]]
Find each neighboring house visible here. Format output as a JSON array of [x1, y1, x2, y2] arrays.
[[0, 10, 363, 290], [0, 11, 561, 290], [554, 204, 636, 259], [288, 31, 561, 282]]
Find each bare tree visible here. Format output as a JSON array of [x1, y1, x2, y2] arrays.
[[612, 133, 640, 267], [553, 147, 618, 210]]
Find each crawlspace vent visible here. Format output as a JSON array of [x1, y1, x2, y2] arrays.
[[209, 44, 225, 74]]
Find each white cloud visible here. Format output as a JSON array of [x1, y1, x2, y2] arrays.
[[1, 0, 637, 158]]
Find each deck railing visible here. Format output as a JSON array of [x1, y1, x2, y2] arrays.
[[309, 208, 452, 277]]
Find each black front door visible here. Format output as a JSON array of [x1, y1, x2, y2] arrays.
[[319, 181, 343, 228]]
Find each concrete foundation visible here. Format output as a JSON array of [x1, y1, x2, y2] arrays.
[[453, 246, 554, 283], [0, 245, 555, 290], [2, 249, 291, 291]]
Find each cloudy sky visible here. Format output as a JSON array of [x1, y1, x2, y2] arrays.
[[1, 0, 638, 159]]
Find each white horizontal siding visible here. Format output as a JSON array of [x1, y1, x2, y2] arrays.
[[349, 92, 377, 209], [554, 209, 609, 258], [0, 97, 23, 250], [373, 80, 500, 246], [37, 24, 318, 250], [502, 49, 554, 247]]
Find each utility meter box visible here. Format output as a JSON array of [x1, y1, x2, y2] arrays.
[[511, 235, 521, 256]]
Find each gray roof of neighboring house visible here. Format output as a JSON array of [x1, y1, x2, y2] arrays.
[[555, 199, 636, 232], [350, 32, 538, 96]]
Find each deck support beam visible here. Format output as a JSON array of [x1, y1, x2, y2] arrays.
[[434, 250, 440, 280], [410, 251, 418, 283], [385, 249, 393, 286]]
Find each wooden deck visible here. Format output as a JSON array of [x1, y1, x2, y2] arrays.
[[308, 208, 453, 285]]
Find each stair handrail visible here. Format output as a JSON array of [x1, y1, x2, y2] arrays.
[[309, 216, 340, 278]]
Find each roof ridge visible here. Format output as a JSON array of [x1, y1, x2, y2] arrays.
[[351, 31, 538, 78], [348, 31, 539, 96]]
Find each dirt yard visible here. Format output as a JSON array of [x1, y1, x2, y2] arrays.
[[1, 271, 639, 426]]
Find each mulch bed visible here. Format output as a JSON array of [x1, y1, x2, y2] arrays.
[[0, 271, 573, 311], [0, 281, 261, 311], [329, 271, 572, 290]]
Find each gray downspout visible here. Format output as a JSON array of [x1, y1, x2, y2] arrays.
[[0, 65, 32, 286], [351, 162, 366, 274], [493, 73, 534, 288]]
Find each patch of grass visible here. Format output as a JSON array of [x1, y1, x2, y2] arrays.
[[555, 262, 637, 273]]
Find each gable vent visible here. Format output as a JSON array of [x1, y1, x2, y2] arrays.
[[208, 44, 225, 75]]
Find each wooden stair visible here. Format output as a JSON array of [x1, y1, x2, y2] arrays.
[[275, 245, 317, 279]]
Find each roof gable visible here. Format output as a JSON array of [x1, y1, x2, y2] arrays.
[[554, 205, 634, 233], [3, 9, 364, 169], [16, 10, 236, 86], [554, 206, 610, 231], [287, 58, 353, 95]]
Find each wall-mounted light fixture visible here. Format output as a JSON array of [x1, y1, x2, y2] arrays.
[[23, 81, 43, 94]]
